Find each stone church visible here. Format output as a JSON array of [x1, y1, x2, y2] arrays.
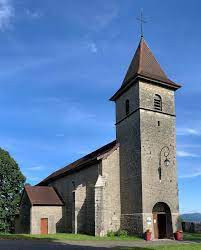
[[16, 36, 181, 239]]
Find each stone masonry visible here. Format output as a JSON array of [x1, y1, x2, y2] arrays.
[[30, 206, 63, 234]]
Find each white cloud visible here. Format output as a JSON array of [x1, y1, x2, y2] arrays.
[[87, 42, 98, 53], [35, 96, 97, 125], [177, 144, 201, 149], [94, 4, 119, 30], [25, 9, 42, 19], [75, 2, 119, 32], [56, 134, 65, 137], [26, 176, 41, 182], [27, 166, 44, 171], [177, 151, 199, 158], [0, 0, 14, 31], [177, 128, 201, 136], [33, 96, 113, 129], [179, 171, 201, 179], [34, 97, 64, 105], [0, 56, 56, 78]]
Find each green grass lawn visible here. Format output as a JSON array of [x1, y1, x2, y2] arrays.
[[0, 233, 142, 241], [0, 232, 200, 250]]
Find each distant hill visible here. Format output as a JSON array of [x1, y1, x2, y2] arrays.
[[181, 213, 201, 223]]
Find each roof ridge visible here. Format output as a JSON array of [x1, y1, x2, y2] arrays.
[[38, 140, 118, 185], [138, 37, 143, 74]]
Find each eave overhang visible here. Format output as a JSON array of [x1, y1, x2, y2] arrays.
[[110, 74, 181, 102]]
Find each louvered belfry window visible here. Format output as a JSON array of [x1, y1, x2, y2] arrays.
[[154, 94, 162, 111]]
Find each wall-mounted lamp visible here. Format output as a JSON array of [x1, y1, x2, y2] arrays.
[[158, 146, 170, 181]]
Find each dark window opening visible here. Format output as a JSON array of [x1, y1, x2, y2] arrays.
[[72, 181, 75, 190], [126, 99, 130, 115], [98, 164, 102, 176], [154, 94, 162, 111], [158, 167, 162, 182], [158, 121, 160, 126]]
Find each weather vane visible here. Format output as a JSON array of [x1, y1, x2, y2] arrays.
[[136, 9, 147, 37]]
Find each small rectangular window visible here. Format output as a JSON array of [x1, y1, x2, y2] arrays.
[[158, 121, 160, 126], [126, 99, 130, 115]]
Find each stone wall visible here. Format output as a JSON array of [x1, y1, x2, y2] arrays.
[[115, 81, 143, 234], [95, 146, 121, 236], [48, 147, 121, 236], [72, 184, 86, 234], [115, 79, 180, 236], [95, 180, 104, 236], [139, 81, 179, 234], [102, 146, 121, 234], [49, 163, 99, 235], [30, 206, 63, 234]]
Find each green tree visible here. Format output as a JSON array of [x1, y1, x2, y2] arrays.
[[0, 148, 25, 233]]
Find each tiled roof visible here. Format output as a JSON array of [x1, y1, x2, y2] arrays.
[[38, 140, 118, 185], [24, 186, 64, 206], [110, 37, 181, 101]]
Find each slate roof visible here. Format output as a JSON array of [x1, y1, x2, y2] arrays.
[[38, 140, 118, 185], [24, 186, 64, 206], [110, 37, 181, 101]]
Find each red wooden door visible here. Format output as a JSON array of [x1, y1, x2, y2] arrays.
[[40, 218, 48, 235]]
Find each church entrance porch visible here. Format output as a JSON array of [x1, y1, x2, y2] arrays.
[[153, 202, 173, 239]]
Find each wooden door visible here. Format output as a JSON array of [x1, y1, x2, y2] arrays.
[[153, 213, 158, 239], [40, 218, 48, 235], [158, 214, 167, 239]]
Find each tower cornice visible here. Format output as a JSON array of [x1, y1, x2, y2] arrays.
[[110, 74, 181, 102]]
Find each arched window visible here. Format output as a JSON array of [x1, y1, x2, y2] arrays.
[[154, 94, 162, 111], [125, 99, 130, 115]]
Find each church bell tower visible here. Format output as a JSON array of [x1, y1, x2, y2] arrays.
[[110, 37, 181, 238]]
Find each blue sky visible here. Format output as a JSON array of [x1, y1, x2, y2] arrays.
[[0, 0, 200, 214]]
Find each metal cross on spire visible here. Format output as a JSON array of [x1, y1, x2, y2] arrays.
[[136, 9, 147, 38]]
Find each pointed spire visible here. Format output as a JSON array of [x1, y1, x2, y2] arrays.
[[123, 37, 171, 86], [110, 38, 181, 101]]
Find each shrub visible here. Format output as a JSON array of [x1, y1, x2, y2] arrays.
[[107, 230, 116, 237], [116, 229, 128, 237]]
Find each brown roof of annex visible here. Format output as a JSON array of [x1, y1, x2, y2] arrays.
[[110, 37, 181, 101], [24, 186, 64, 206], [38, 140, 118, 185]]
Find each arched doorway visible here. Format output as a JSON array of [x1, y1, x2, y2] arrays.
[[152, 202, 173, 239]]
